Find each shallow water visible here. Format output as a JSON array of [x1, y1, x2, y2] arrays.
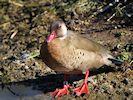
[[0, 84, 53, 100]]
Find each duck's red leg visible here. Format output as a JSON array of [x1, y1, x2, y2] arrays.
[[51, 75, 71, 98], [73, 70, 90, 96], [51, 84, 71, 97]]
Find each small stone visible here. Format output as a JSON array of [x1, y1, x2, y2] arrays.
[[24, 66, 29, 69], [121, 78, 129, 85]]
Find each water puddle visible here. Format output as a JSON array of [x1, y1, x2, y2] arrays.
[[0, 84, 53, 100]]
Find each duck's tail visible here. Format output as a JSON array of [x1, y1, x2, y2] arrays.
[[108, 58, 123, 66]]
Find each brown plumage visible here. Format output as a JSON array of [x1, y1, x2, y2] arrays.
[[40, 21, 114, 73], [40, 20, 121, 97]]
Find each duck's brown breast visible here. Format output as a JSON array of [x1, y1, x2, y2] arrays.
[[46, 38, 104, 73]]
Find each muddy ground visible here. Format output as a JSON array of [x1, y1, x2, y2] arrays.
[[0, 0, 133, 100]]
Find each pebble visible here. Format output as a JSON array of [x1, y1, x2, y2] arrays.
[[121, 78, 129, 85], [24, 66, 29, 70]]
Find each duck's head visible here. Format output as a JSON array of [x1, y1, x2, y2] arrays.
[[47, 20, 67, 43]]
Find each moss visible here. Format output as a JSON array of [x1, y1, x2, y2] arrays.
[[118, 52, 132, 61]]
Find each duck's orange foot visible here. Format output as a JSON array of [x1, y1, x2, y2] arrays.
[[73, 70, 90, 96], [73, 82, 89, 96], [51, 84, 71, 97]]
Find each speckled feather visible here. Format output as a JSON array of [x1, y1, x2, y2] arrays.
[[40, 30, 113, 74]]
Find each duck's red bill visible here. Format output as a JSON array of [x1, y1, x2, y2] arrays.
[[47, 31, 56, 43]]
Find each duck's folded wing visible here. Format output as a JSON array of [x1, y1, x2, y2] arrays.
[[70, 34, 109, 54]]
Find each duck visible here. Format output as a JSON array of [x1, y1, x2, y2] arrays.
[[40, 20, 122, 97]]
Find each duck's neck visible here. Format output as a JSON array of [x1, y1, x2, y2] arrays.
[[59, 29, 68, 40], [59, 34, 67, 40]]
